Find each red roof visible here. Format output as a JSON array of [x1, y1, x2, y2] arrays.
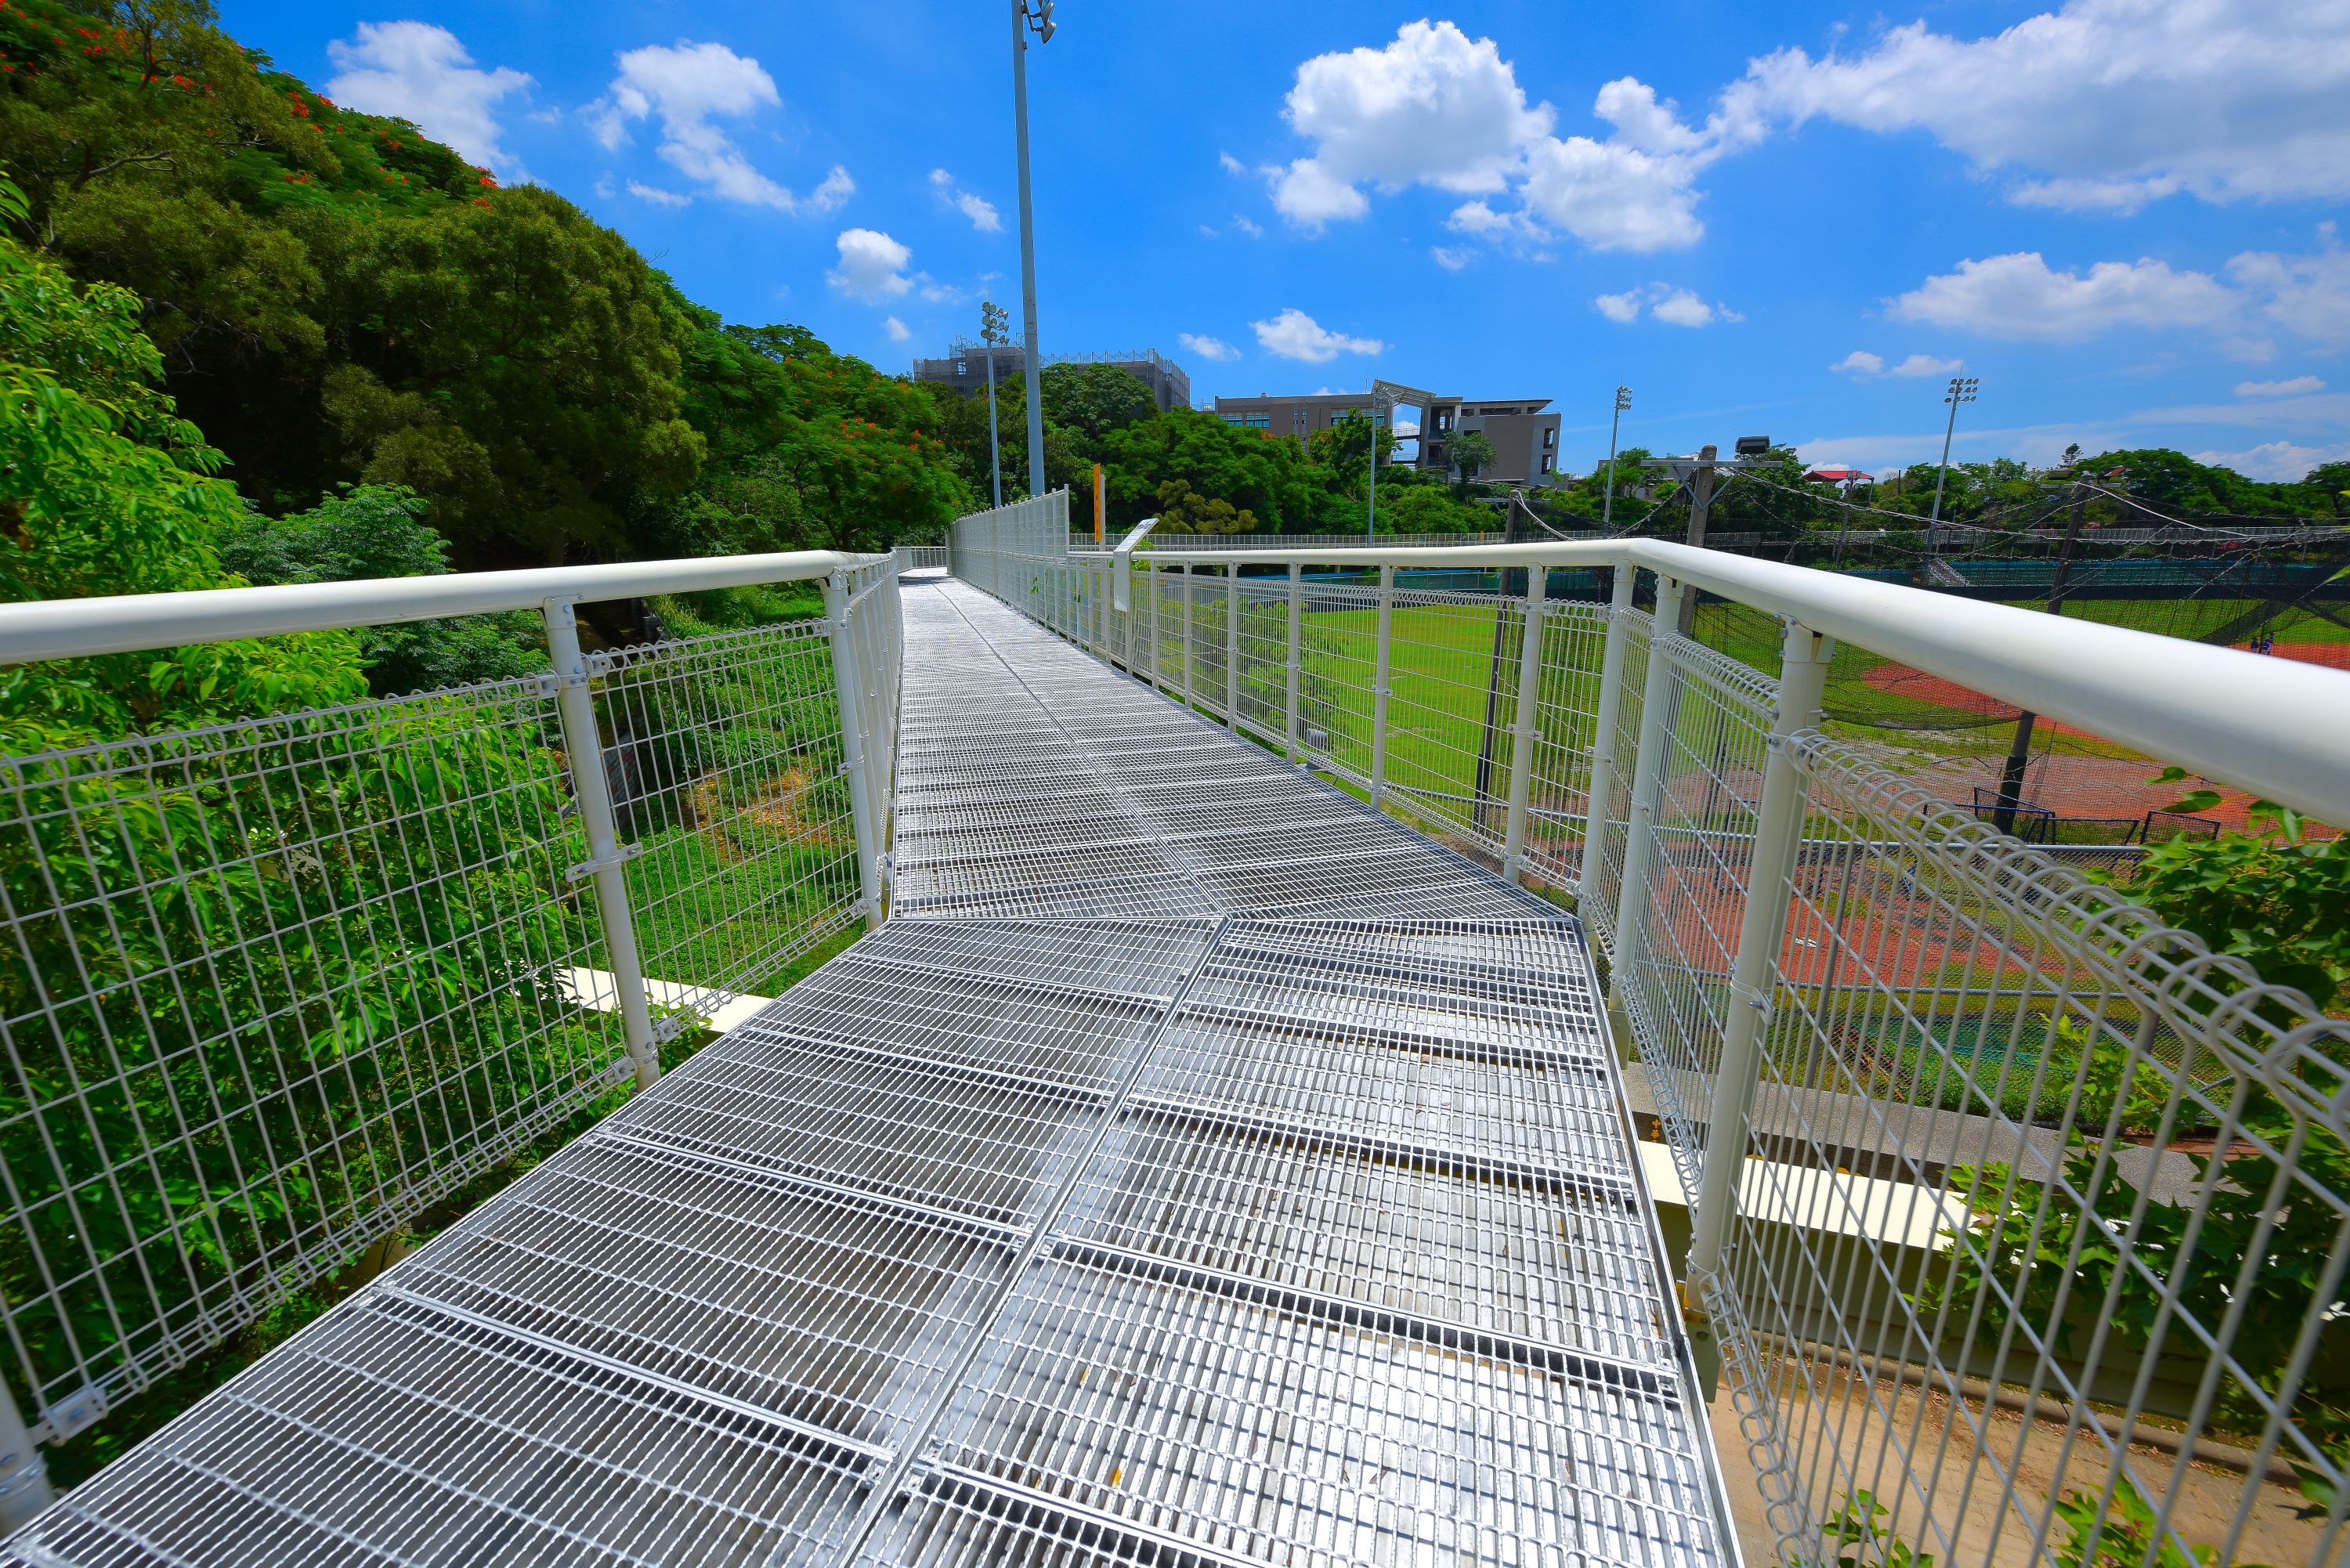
[[1805, 466, 1875, 483]]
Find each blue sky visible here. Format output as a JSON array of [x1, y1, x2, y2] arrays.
[[225, 0, 2350, 481]]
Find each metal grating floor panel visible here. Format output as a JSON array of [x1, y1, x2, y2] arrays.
[[5, 578, 1730, 1568]]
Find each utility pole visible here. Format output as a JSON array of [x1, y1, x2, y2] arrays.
[[1601, 385, 1631, 535], [1010, 0, 1054, 499], [1927, 375, 1978, 558], [1990, 474, 2088, 836], [980, 300, 1009, 508], [1681, 444, 1719, 636], [1643, 440, 1781, 637]]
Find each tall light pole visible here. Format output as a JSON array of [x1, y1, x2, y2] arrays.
[[980, 301, 1008, 508], [1010, 0, 1054, 499], [1927, 375, 1978, 556], [1601, 385, 1631, 535]]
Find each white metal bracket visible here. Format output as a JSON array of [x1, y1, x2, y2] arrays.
[[1728, 979, 1774, 1024], [565, 842, 645, 882]]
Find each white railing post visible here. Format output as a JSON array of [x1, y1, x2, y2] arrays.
[[1370, 563, 1395, 808], [1607, 576, 1686, 1000], [1146, 562, 1163, 692], [1224, 563, 1240, 728], [1682, 617, 1832, 1391], [1285, 563, 1303, 762], [1180, 563, 1196, 708], [1097, 555, 1111, 659], [0, 1378, 50, 1532], [1581, 562, 1640, 891], [1501, 565, 1549, 883], [542, 597, 660, 1090], [823, 571, 886, 932]]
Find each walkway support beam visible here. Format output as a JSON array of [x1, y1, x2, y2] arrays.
[[1285, 564, 1303, 762], [1501, 566, 1549, 882], [1608, 577, 1686, 1003], [543, 597, 661, 1090], [1682, 616, 1832, 1393], [1371, 564, 1395, 809], [825, 572, 887, 933]]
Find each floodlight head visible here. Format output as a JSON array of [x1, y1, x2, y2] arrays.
[[1614, 385, 1632, 410], [1735, 435, 1771, 457]]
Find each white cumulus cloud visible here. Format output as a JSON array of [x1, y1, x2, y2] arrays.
[[1265, 23, 1762, 253], [2236, 376, 2326, 396], [1250, 308, 1384, 363], [1834, 350, 1965, 379], [1594, 290, 1643, 324], [325, 22, 531, 175], [591, 42, 850, 213], [1178, 332, 1241, 363], [1889, 253, 2237, 341], [2190, 439, 2350, 482], [929, 169, 1002, 232], [1270, 20, 1550, 231], [1725, 0, 2350, 211], [830, 229, 913, 302], [1430, 246, 1473, 271], [626, 179, 691, 208], [1593, 283, 1739, 326], [883, 316, 912, 343]]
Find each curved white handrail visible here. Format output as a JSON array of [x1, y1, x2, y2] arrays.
[[1094, 537, 2350, 829], [0, 550, 881, 666]]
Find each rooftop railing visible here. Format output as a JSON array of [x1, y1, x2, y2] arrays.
[[0, 550, 900, 1522], [958, 504, 2350, 1568]]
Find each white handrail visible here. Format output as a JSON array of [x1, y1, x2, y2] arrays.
[[0, 550, 878, 665], [1101, 537, 2350, 829]]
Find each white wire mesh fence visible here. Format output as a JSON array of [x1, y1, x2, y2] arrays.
[[949, 498, 2350, 1567], [0, 558, 898, 1472]]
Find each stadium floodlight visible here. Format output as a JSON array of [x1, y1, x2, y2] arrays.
[[1010, 2, 1054, 496], [1734, 435, 1771, 457], [1602, 386, 1631, 536], [1927, 375, 1980, 554], [980, 302, 1010, 508]]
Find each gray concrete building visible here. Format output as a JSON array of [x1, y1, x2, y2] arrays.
[[1211, 392, 1563, 486], [912, 343, 1191, 413]]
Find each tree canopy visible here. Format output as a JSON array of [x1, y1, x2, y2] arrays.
[[0, 0, 974, 577]]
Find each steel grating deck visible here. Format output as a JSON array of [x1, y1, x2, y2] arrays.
[[5, 579, 1730, 1568]]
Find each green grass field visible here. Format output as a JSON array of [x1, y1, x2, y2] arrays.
[[1164, 586, 2347, 820]]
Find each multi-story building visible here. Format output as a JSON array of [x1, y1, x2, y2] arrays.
[[911, 343, 1191, 413], [1211, 392, 1564, 486], [1412, 396, 1564, 486]]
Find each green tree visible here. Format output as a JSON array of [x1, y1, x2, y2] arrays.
[[1445, 428, 1497, 491], [1098, 409, 1348, 534], [1152, 478, 1256, 535], [322, 187, 707, 565], [1039, 362, 1155, 451], [0, 175, 363, 741], [217, 485, 542, 695]]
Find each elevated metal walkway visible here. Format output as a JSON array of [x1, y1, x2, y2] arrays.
[[4, 579, 1728, 1568]]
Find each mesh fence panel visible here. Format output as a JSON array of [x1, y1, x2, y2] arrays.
[[0, 678, 623, 1431], [593, 620, 864, 1017]]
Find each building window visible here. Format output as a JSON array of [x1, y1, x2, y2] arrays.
[[1542, 427, 1556, 450], [1435, 412, 1452, 432], [1540, 454, 1555, 475], [955, 360, 967, 376], [1221, 413, 1270, 428]]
